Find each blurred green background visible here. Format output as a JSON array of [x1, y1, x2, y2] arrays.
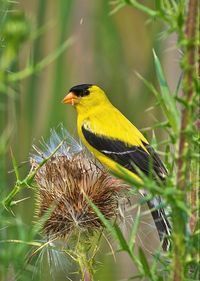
[[0, 0, 180, 280]]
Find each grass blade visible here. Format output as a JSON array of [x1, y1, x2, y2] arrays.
[[129, 206, 141, 252], [88, 199, 132, 254], [153, 50, 180, 133], [125, 0, 158, 17], [138, 247, 152, 278]]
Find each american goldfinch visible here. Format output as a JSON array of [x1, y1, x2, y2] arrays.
[[63, 84, 170, 250]]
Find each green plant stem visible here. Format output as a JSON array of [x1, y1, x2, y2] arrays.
[[2, 139, 65, 208], [189, 160, 199, 233], [174, 0, 198, 281], [125, 0, 158, 17], [171, 206, 185, 281], [177, 0, 198, 189], [76, 242, 94, 281]]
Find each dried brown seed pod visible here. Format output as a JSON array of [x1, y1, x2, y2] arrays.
[[31, 127, 128, 240]]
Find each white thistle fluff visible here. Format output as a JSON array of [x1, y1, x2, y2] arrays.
[[31, 124, 83, 163]]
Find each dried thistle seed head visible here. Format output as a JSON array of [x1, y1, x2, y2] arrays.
[[31, 126, 128, 239], [31, 125, 83, 163]]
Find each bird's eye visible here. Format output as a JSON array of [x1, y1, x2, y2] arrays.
[[81, 89, 89, 97]]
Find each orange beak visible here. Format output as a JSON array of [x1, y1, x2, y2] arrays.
[[62, 92, 79, 106]]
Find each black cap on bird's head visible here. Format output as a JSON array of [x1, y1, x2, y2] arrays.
[[63, 84, 93, 105], [62, 83, 107, 106], [69, 84, 93, 97]]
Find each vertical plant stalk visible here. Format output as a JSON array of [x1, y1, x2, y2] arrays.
[[174, 1, 198, 281], [76, 242, 94, 281], [177, 0, 198, 188], [189, 162, 198, 233]]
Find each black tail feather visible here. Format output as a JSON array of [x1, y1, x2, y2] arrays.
[[147, 198, 171, 251]]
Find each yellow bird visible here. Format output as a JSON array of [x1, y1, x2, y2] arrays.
[[63, 84, 170, 250]]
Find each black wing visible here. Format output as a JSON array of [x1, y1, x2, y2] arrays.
[[82, 125, 167, 180], [82, 126, 171, 251]]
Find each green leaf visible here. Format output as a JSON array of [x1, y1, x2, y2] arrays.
[[129, 206, 141, 252], [125, 0, 158, 17], [113, 222, 133, 255], [135, 71, 162, 104], [110, 2, 126, 15], [87, 197, 146, 271], [138, 247, 152, 278], [10, 148, 20, 181], [88, 198, 132, 254], [153, 50, 180, 134]]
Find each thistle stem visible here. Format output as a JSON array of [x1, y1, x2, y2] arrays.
[[174, 0, 198, 280], [76, 241, 94, 281], [177, 0, 198, 189], [2, 140, 65, 208]]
